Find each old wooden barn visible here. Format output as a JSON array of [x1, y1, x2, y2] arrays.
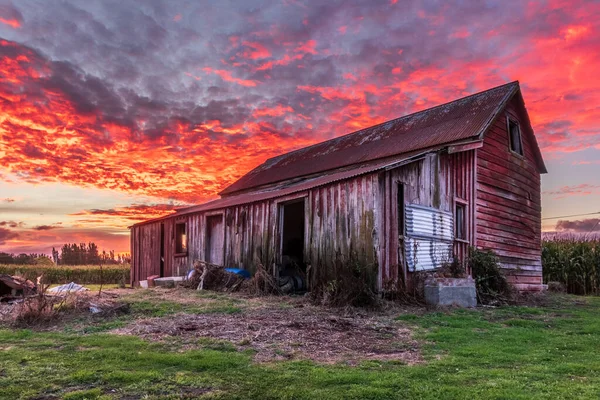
[[130, 81, 547, 292]]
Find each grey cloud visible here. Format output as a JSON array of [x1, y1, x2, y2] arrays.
[[556, 219, 600, 233]]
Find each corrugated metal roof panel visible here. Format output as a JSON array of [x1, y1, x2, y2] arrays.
[[133, 150, 427, 226], [221, 81, 519, 195]]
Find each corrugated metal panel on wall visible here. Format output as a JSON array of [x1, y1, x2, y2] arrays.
[[405, 238, 454, 271], [405, 204, 453, 271], [406, 204, 453, 241]]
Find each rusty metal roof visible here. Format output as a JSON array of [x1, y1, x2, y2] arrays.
[[220, 81, 520, 196], [133, 150, 429, 226]]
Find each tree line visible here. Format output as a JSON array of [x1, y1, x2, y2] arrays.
[[0, 253, 51, 265], [0, 242, 130, 265]]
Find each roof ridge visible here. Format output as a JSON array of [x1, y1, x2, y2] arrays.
[[263, 81, 519, 164]]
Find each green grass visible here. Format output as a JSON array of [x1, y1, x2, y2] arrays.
[[1, 293, 600, 399]]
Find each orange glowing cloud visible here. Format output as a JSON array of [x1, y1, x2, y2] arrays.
[[0, 17, 19, 28], [203, 67, 258, 87]]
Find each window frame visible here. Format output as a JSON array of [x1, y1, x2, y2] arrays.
[[506, 116, 524, 157], [454, 199, 468, 242], [174, 221, 188, 257]]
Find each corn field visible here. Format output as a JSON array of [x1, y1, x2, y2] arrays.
[[0, 264, 130, 285], [542, 237, 600, 295]]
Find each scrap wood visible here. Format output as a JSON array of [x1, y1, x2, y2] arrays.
[[0, 274, 36, 291], [187, 260, 245, 292], [0, 274, 37, 299]]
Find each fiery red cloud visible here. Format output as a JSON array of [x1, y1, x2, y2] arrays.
[[70, 204, 179, 227], [0, 0, 599, 254]]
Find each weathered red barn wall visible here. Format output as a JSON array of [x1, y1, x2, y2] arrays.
[[307, 173, 380, 287], [476, 97, 543, 290], [446, 150, 476, 267], [131, 173, 382, 288], [130, 221, 161, 285], [380, 154, 456, 287]]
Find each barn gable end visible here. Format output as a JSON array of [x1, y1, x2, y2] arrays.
[[476, 92, 545, 291]]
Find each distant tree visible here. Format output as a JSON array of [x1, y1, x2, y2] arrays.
[[51, 247, 59, 264]]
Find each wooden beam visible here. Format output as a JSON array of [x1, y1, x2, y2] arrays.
[[447, 141, 483, 154]]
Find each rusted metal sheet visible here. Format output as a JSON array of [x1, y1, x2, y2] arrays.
[[221, 82, 519, 196], [169, 150, 426, 219]]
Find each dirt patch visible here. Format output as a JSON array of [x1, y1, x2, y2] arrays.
[[112, 301, 422, 365]]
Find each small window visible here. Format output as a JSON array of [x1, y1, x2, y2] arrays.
[[507, 118, 523, 156], [455, 203, 466, 240], [175, 222, 187, 254]]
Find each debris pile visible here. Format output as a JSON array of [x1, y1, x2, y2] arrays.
[[0, 275, 130, 327], [0, 274, 36, 301], [186, 261, 247, 292]]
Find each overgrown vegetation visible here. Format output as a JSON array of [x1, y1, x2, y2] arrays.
[[468, 248, 511, 304], [0, 264, 129, 285], [542, 237, 600, 295], [310, 255, 379, 308]]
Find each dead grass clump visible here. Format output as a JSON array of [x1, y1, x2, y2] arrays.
[[243, 260, 281, 296], [12, 284, 71, 327], [310, 256, 379, 308], [11, 288, 129, 328]]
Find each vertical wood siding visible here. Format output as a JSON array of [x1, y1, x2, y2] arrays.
[[476, 96, 543, 289], [206, 215, 225, 265], [130, 222, 161, 284], [445, 150, 476, 267], [131, 173, 381, 288], [380, 154, 456, 288]]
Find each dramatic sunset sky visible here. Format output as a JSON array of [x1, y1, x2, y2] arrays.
[[0, 0, 599, 255]]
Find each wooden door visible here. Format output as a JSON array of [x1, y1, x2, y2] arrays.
[[206, 215, 224, 265]]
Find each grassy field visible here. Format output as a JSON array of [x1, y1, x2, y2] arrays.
[[1, 290, 599, 399], [0, 263, 129, 285]]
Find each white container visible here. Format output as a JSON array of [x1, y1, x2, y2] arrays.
[[139, 280, 148, 289]]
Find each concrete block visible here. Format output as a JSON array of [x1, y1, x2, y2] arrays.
[[424, 277, 477, 308]]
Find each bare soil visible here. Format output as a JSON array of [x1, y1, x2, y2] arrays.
[[112, 293, 423, 365]]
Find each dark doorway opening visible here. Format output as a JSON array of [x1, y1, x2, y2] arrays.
[[280, 199, 305, 272], [160, 223, 165, 277], [397, 182, 406, 283]]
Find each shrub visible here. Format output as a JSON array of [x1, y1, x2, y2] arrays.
[[542, 237, 600, 295], [468, 248, 510, 304], [0, 264, 129, 285]]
